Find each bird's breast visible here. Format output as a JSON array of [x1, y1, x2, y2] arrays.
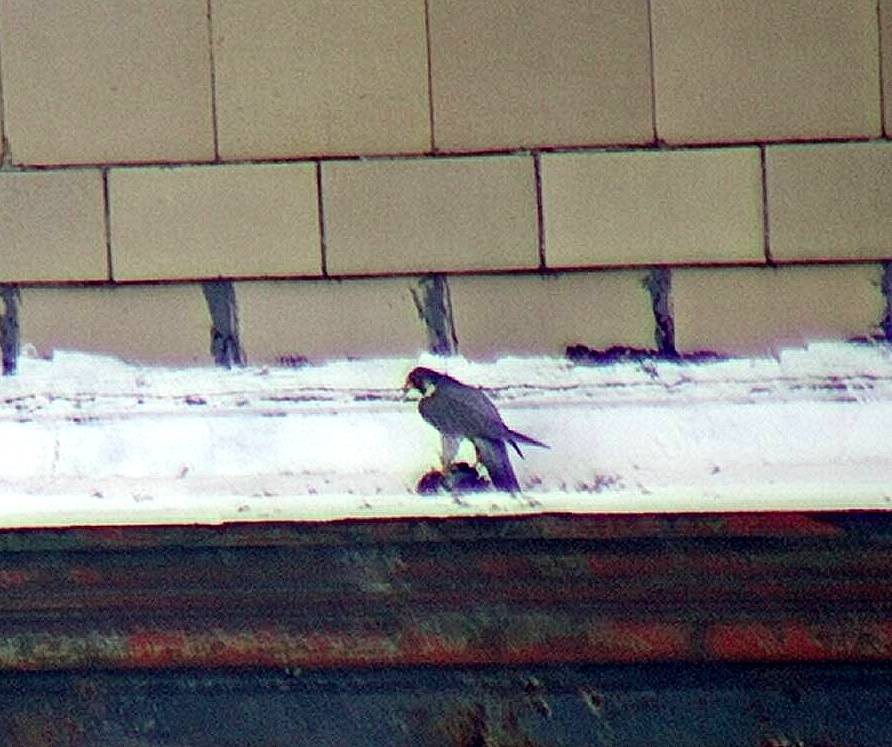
[[418, 393, 461, 436]]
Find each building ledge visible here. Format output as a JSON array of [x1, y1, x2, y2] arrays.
[[0, 342, 890, 527]]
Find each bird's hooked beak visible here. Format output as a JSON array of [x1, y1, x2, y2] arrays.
[[402, 371, 419, 400], [403, 368, 435, 399]]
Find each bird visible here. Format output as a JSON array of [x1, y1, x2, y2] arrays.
[[404, 366, 547, 492]]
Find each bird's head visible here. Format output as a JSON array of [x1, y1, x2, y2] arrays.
[[404, 366, 443, 397]]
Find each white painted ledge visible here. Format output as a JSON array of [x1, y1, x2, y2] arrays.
[[1, 343, 891, 527]]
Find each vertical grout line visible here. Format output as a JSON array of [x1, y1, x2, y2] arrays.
[[644, 0, 660, 144], [423, 0, 437, 152], [881, 262, 892, 341], [102, 168, 114, 281], [0, 35, 9, 169], [206, 0, 221, 161], [877, 0, 888, 137], [533, 153, 546, 270], [316, 161, 328, 276], [759, 145, 773, 264]]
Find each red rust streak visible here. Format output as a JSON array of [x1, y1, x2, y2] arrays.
[[719, 513, 843, 537], [585, 621, 693, 661], [128, 630, 191, 668], [706, 621, 892, 661], [540, 513, 843, 540], [67, 567, 104, 585], [0, 570, 35, 588]]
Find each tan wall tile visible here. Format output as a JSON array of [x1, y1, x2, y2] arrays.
[[652, 0, 881, 143], [19, 285, 212, 365], [0, 72, 5, 164], [212, 0, 429, 159], [428, 0, 653, 151], [109, 164, 321, 281], [449, 271, 655, 359], [767, 142, 892, 261], [541, 149, 764, 267], [323, 156, 538, 276], [672, 265, 884, 355], [882, 0, 892, 137], [237, 279, 427, 363], [0, 0, 214, 165], [0, 170, 107, 282]]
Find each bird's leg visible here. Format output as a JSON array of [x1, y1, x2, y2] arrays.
[[440, 434, 460, 470], [472, 437, 521, 494]]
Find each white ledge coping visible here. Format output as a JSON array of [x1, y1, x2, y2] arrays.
[[1, 342, 891, 527]]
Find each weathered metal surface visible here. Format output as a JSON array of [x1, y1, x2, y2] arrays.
[[0, 512, 888, 672], [1, 664, 891, 746]]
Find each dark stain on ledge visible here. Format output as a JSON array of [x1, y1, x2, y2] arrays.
[[565, 344, 724, 366], [881, 261, 892, 342], [0, 286, 20, 376], [202, 280, 244, 368]]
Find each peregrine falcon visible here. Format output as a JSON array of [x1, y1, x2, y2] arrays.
[[404, 366, 547, 491]]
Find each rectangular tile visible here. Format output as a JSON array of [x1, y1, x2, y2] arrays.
[[449, 271, 655, 359], [323, 156, 539, 275], [0, 170, 107, 282], [19, 285, 212, 365], [541, 149, 764, 267], [236, 278, 427, 363], [428, 0, 653, 151], [766, 142, 892, 261], [882, 0, 892, 137], [0, 74, 5, 165], [672, 265, 884, 355], [212, 0, 430, 159], [651, 0, 881, 143], [109, 164, 321, 281], [0, 0, 214, 165]]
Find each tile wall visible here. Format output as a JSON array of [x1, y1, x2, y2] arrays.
[[0, 0, 890, 364]]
